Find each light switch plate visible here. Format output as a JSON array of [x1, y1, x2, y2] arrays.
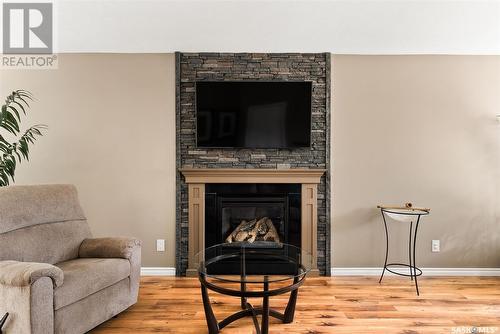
[[432, 240, 440, 252], [156, 239, 165, 252]]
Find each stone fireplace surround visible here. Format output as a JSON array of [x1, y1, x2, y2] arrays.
[[176, 52, 330, 275]]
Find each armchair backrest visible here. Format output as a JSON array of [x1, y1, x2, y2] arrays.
[[0, 184, 91, 264]]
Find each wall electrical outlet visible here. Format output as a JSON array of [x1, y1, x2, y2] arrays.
[[431, 240, 440, 252], [156, 239, 165, 252]]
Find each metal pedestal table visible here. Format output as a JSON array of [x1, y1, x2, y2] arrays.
[[377, 205, 430, 296]]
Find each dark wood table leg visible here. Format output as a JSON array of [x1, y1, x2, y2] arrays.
[[261, 276, 269, 334], [201, 285, 219, 334], [283, 276, 299, 323]]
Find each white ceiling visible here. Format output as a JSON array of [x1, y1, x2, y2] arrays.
[[32, 0, 500, 54]]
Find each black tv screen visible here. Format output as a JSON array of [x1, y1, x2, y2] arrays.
[[196, 81, 312, 148]]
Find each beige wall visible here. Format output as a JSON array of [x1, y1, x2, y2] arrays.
[[0, 54, 177, 267], [2, 54, 499, 270], [332, 55, 500, 268]]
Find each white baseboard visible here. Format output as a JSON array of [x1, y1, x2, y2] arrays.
[[140, 267, 176, 276], [140, 267, 500, 277], [331, 267, 500, 276]]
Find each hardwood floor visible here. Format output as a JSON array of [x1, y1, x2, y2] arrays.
[[91, 276, 500, 334]]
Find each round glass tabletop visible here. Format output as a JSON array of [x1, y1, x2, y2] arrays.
[[194, 242, 313, 284]]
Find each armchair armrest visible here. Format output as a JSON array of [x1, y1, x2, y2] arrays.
[[0, 261, 59, 333], [79, 237, 141, 259], [79, 237, 142, 305], [0, 260, 63, 288]]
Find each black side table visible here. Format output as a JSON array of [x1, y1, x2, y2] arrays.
[[377, 205, 430, 295]]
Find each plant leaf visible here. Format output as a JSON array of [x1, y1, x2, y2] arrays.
[[0, 90, 46, 186]]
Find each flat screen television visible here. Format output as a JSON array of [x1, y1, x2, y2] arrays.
[[196, 81, 312, 148]]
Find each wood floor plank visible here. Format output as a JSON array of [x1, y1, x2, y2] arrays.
[[90, 276, 500, 334]]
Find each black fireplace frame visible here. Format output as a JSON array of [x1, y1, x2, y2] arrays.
[[205, 183, 301, 249], [204, 183, 301, 275]]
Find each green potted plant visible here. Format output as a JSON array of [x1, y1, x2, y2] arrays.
[[0, 90, 46, 186]]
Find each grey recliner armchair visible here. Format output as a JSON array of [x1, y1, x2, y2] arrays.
[[0, 185, 141, 334]]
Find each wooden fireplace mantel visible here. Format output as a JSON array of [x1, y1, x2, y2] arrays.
[[179, 168, 326, 184], [180, 168, 326, 276]]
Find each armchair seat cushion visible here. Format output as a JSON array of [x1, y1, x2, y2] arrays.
[[53, 258, 131, 310]]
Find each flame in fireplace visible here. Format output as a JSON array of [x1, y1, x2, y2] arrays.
[[225, 217, 281, 244]]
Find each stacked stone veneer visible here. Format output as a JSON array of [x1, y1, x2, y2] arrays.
[[176, 52, 331, 275]]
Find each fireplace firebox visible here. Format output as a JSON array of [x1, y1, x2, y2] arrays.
[[205, 183, 301, 274]]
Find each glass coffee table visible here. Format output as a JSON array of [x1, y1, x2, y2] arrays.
[[194, 242, 313, 334]]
